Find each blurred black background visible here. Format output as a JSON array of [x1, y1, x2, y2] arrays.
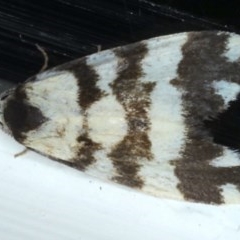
[[0, 0, 239, 89]]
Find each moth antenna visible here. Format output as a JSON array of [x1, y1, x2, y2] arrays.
[[36, 44, 49, 72]]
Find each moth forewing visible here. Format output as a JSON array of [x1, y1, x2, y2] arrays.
[[1, 31, 240, 204]]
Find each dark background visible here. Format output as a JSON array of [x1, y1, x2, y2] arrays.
[[0, 0, 239, 90]]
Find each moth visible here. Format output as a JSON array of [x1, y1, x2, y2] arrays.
[[1, 31, 240, 204]]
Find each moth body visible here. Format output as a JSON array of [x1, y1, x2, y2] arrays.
[[1, 31, 240, 204]]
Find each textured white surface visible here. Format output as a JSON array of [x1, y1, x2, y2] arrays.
[[0, 131, 240, 240]]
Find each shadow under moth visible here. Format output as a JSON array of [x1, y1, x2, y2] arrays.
[[1, 31, 240, 205]]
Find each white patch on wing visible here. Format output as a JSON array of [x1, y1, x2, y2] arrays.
[[221, 184, 240, 204], [85, 51, 121, 179], [86, 50, 118, 93], [24, 71, 83, 161], [210, 148, 240, 167], [212, 80, 240, 107], [86, 150, 116, 180], [87, 95, 127, 180], [88, 95, 127, 148], [223, 33, 240, 62], [138, 33, 188, 199], [140, 162, 184, 200]]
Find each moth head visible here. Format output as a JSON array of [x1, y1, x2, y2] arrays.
[[0, 86, 48, 143]]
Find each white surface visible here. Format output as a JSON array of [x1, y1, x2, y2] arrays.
[[0, 131, 240, 240]]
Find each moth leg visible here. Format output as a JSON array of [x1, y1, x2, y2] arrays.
[[14, 148, 28, 158], [36, 44, 49, 72]]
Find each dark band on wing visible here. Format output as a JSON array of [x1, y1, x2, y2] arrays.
[[109, 42, 156, 188], [60, 58, 105, 169], [171, 31, 240, 204]]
